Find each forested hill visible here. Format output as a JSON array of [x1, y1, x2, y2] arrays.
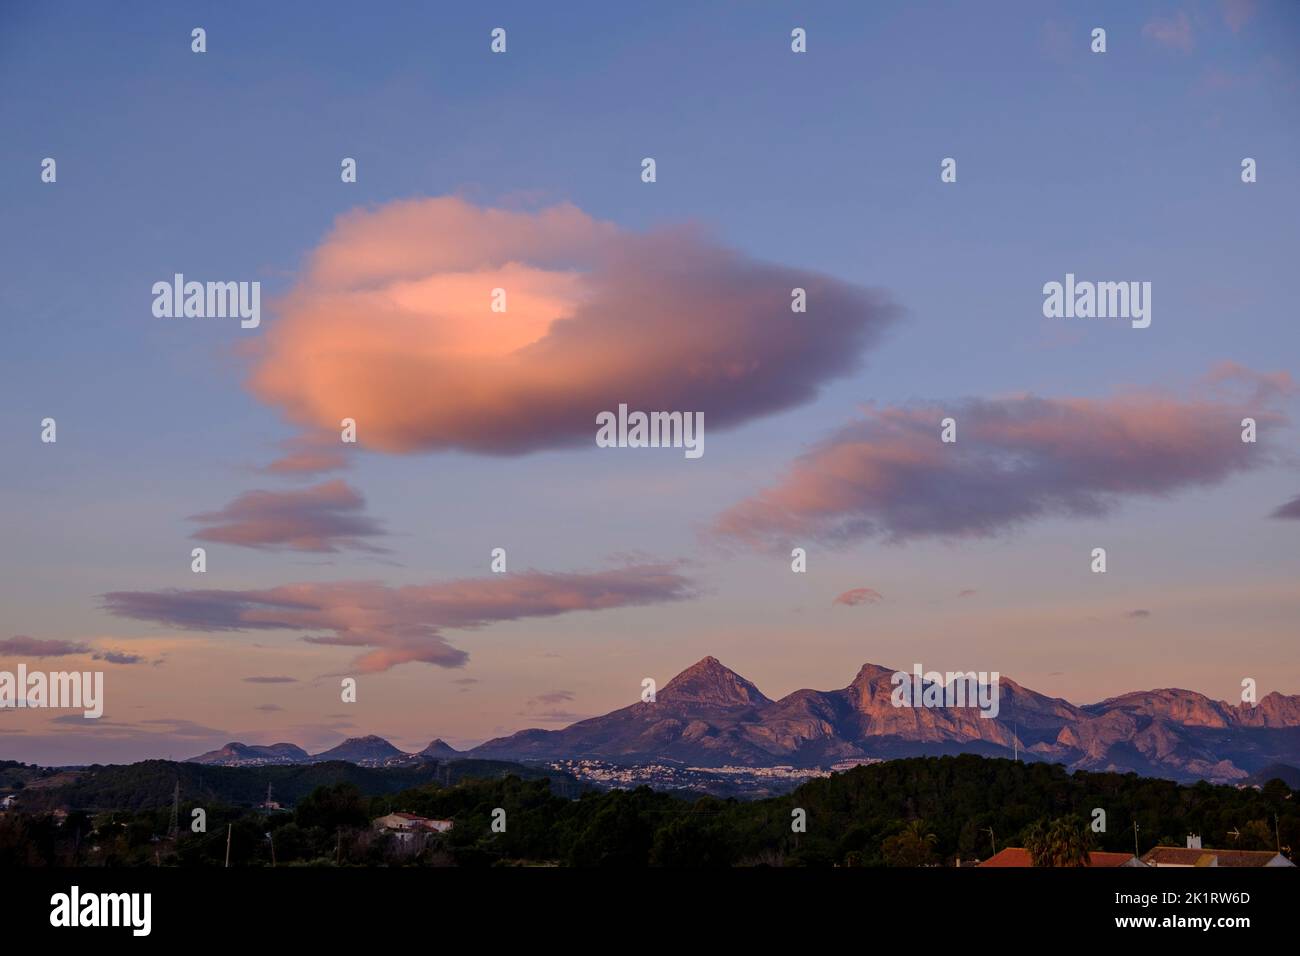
[[9, 757, 563, 812]]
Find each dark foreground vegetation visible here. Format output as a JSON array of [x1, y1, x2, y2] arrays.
[[1, 755, 1295, 867]]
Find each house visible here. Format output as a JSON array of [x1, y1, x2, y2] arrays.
[[0, 794, 16, 810], [979, 847, 1146, 867], [373, 812, 454, 845], [1141, 834, 1295, 868]]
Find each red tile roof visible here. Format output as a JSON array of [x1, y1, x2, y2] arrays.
[[978, 847, 1138, 867], [1141, 847, 1289, 867]]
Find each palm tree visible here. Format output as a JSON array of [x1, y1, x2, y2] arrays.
[[1025, 816, 1094, 866], [905, 818, 938, 848]]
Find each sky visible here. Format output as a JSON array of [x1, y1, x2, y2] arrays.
[[1, 0, 1298, 764]]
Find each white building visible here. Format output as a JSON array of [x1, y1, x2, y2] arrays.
[[1141, 834, 1295, 867], [373, 812, 454, 844]]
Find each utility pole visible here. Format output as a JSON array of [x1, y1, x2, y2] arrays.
[[984, 826, 996, 855], [167, 780, 180, 840], [225, 823, 232, 868], [1276, 814, 1282, 854], [1133, 819, 1140, 858]]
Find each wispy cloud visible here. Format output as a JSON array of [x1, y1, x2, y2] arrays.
[[714, 372, 1288, 550], [0, 636, 145, 664], [102, 563, 696, 673], [1271, 493, 1300, 520], [189, 480, 386, 553], [520, 690, 585, 724], [833, 587, 884, 607], [0, 636, 91, 657]]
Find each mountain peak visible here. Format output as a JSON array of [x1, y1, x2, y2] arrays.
[[660, 657, 771, 707], [419, 738, 461, 756], [849, 662, 895, 686], [311, 735, 402, 762]]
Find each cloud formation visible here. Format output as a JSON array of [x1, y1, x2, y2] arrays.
[[520, 690, 585, 723], [261, 436, 351, 477], [1271, 494, 1300, 520], [247, 196, 897, 456], [0, 636, 144, 664], [101, 563, 696, 673], [715, 379, 1287, 549], [0, 636, 91, 657], [95, 650, 146, 665], [833, 587, 884, 606], [189, 480, 386, 553]]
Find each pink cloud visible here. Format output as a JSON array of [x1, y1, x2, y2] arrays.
[[261, 436, 351, 477], [833, 587, 884, 606], [101, 563, 696, 673], [714, 375, 1287, 549], [189, 480, 386, 553], [1142, 12, 1194, 53], [246, 196, 897, 457]]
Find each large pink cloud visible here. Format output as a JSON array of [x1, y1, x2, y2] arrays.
[[247, 197, 897, 456], [101, 563, 695, 673], [714, 376, 1289, 549]]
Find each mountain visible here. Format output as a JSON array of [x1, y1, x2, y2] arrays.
[[183, 659, 1300, 785], [466, 658, 1300, 784], [307, 735, 405, 766], [1245, 762, 1300, 788], [418, 739, 463, 759], [187, 742, 310, 767], [468, 656, 780, 765]]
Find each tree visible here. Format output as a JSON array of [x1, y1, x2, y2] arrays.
[[294, 783, 368, 831], [1025, 815, 1094, 866], [882, 818, 938, 866]]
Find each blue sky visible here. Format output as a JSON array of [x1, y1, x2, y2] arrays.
[[1, 1, 1297, 762]]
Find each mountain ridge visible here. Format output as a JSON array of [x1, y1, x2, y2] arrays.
[[188, 657, 1300, 783]]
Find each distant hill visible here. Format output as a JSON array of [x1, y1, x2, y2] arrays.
[[418, 739, 462, 760], [187, 742, 310, 766], [1245, 762, 1300, 788], [307, 735, 404, 765], [13, 757, 565, 812]]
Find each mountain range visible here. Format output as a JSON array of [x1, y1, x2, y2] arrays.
[[188, 657, 1300, 784]]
